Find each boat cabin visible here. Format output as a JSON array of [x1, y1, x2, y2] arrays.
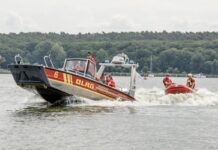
[[43, 54, 137, 98], [63, 58, 97, 79]]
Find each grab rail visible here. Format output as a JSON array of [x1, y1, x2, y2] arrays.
[[44, 55, 54, 68], [14, 54, 23, 64]]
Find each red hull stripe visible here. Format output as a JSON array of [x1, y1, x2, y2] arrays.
[[48, 78, 115, 100], [44, 68, 134, 101]]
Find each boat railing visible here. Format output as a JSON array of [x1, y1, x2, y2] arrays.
[[65, 68, 95, 80], [97, 62, 138, 97], [14, 54, 23, 64], [44, 55, 54, 68], [115, 86, 129, 94]]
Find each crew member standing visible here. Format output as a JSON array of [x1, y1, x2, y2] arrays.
[[87, 51, 96, 66], [87, 51, 96, 77], [186, 73, 195, 89], [163, 73, 173, 88]]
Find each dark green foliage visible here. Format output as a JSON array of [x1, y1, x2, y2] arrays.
[[1, 31, 218, 74], [0, 55, 5, 64]]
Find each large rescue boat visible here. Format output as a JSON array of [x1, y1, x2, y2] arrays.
[[8, 54, 137, 104], [165, 84, 194, 94]]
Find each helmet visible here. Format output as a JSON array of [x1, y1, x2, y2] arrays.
[[187, 73, 193, 77]]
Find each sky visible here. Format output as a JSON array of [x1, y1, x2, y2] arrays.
[[0, 0, 218, 33]]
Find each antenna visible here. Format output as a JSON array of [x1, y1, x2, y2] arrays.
[[150, 54, 153, 73]]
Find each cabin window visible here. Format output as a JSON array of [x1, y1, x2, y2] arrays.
[[64, 59, 96, 78], [65, 60, 87, 74]]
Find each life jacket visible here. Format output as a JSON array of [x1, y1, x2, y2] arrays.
[[163, 77, 172, 88], [101, 74, 106, 83], [187, 78, 195, 89], [88, 65, 95, 77], [107, 79, 116, 87], [88, 56, 96, 66]]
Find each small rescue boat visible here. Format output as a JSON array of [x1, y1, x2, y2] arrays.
[[8, 54, 137, 104], [165, 84, 194, 94]]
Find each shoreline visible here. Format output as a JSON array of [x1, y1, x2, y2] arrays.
[[110, 72, 218, 78], [0, 69, 10, 74], [1, 69, 218, 78]]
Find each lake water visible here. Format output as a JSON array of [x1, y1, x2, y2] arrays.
[[1, 74, 218, 150]]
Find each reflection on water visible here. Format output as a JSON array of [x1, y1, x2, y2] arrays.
[[16, 104, 115, 116]]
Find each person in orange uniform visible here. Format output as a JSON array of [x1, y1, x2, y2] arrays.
[[87, 51, 96, 66], [163, 73, 173, 88], [101, 73, 107, 83], [107, 74, 116, 88], [186, 73, 195, 89]]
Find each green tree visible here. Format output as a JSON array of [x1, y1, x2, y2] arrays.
[[212, 59, 218, 74], [32, 41, 53, 64], [96, 48, 108, 63], [159, 48, 179, 72], [202, 49, 217, 61], [0, 47, 23, 68], [0, 55, 5, 66], [190, 53, 205, 73], [50, 43, 66, 67], [203, 61, 213, 74], [1, 31, 218, 74]]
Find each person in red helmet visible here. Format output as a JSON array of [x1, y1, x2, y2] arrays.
[[163, 73, 173, 88], [186, 73, 195, 89], [87, 51, 96, 66], [106, 74, 116, 88], [101, 73, 107, 83], [73, 62, 83, 71]]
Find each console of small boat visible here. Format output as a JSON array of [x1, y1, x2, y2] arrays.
[[8, 53, 137, 104]]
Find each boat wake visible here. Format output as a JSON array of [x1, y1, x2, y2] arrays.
[[21, 87, 218, 107], [134, 87, 218, 106], [16, 87, 218, 116], [67, 87, 218, 107]]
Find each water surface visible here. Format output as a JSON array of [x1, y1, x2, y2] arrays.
[[1, 74, 218, 150]]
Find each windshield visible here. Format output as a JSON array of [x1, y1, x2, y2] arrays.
[[65, 60, 87, 73], [64, 59, 96, 78]]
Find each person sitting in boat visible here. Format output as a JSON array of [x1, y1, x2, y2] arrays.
[[87, 51, 96, 66], [186, 73, 195, 89], [163, 73, 173, 88], [73, 62, 83, 72], [106, 74, 116, 88], [100, 73, 107, 83]]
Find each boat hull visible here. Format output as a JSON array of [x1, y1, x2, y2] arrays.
[[8, 64, 134, 104], [165, 84, 193, 94]]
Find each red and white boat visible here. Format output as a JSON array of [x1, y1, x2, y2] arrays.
[[165, 84, 194, 94], [8, 54, 137, 104]]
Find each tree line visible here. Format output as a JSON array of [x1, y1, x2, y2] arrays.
[[0, 31, 218, 74]]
